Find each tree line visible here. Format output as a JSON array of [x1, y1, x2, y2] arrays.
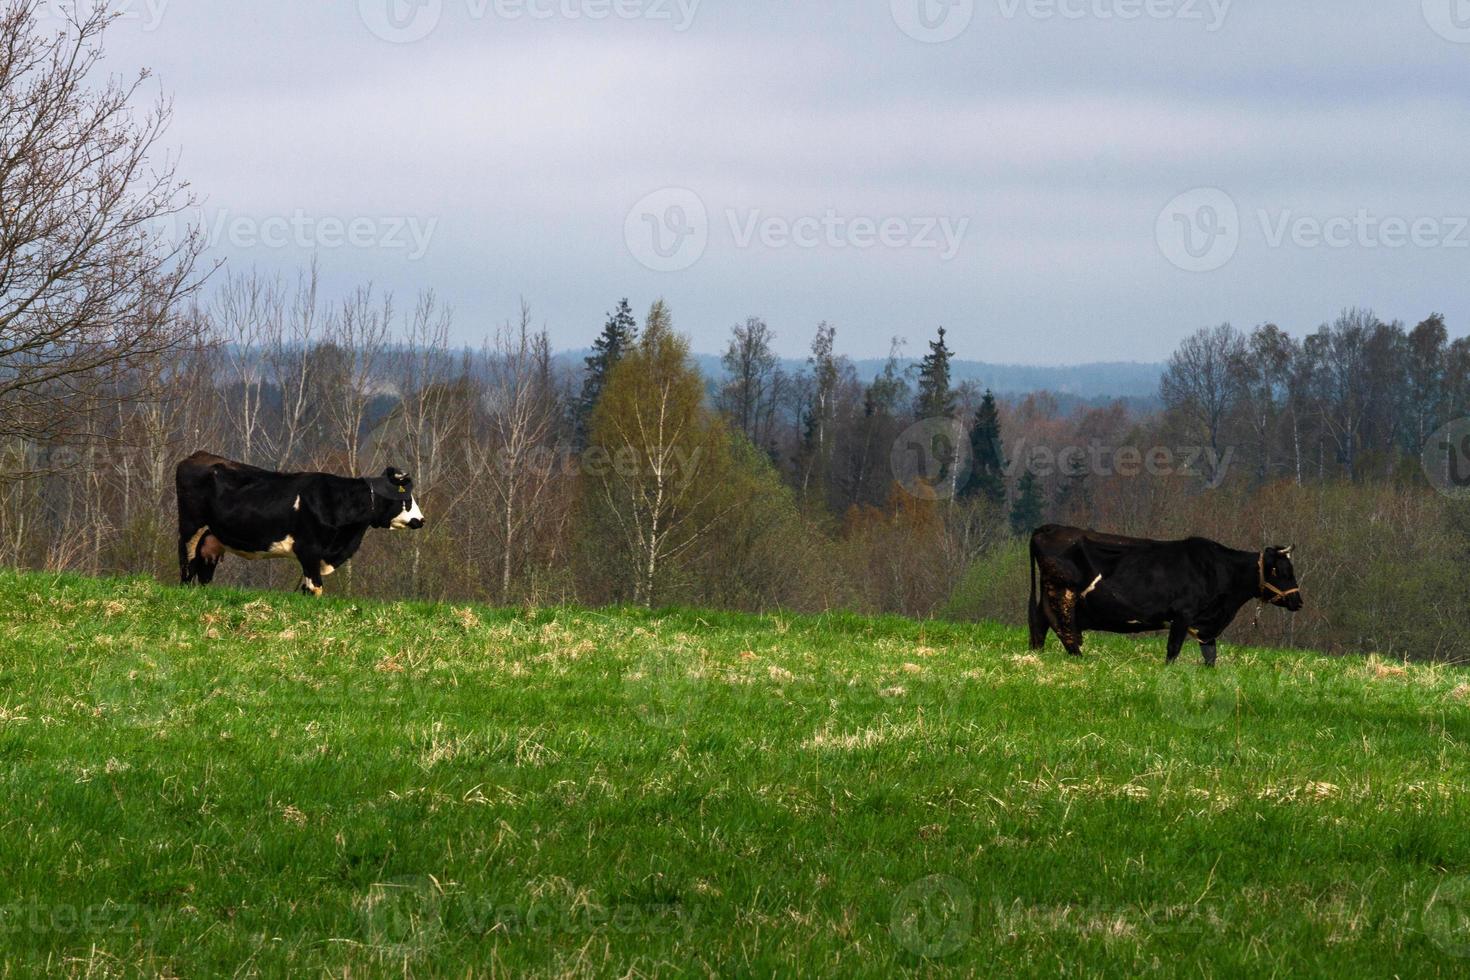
[[4, 264, 1468, 660], [0, 3, 1466, 660]]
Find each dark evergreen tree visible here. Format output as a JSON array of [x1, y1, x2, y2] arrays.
[[1009, 470, 1044, 536], [575, 298, 638, 448], [913, 326, 956, 420], [960, 389, 1006, 506]]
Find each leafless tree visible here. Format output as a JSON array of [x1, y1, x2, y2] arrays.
[[210, 270, 284, 465], [1312, 308, 1386, 482], [480, 301, 558, 601], [266, 262, 327, 470], [1160, 323, 1245, 484], [718, 316, 783, 452], [0, 2, 206, 450], [323, 286, 392, 475]]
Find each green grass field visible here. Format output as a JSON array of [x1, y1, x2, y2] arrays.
[[1, 569, 1468, 977]]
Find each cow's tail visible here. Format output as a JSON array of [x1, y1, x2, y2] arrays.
[[1027, 534, 1047, 650]]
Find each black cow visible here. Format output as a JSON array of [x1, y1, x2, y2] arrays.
[[1028, 524, 1302, 666], [176, 451, 425, 596]]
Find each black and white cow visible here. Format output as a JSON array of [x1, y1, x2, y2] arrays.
[[176, 451, 425, 596], [1028, 524, 1303, 666]]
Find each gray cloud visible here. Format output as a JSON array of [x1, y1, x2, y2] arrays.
[[103, 0, 1470, 361]]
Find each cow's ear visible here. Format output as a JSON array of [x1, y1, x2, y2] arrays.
[[382, 466, 399, 481]]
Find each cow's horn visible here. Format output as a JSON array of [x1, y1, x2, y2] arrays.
[[1281, 545, 1294, 558]]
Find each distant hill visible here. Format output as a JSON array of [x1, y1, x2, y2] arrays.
[[560, 350, 1163, 407], [845, 358, 1163, 401]]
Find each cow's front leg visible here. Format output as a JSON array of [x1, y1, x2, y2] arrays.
[[1198, 637, 1218, 668], [1165, 621, 1190, 663]]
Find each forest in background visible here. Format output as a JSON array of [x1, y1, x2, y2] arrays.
[[3, 262, 1468, 661], [1, 1, 1467, 662]]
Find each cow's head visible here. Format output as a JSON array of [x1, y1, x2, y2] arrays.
[[1261, 545, 1302, 611], [372, 467, 426, 530]]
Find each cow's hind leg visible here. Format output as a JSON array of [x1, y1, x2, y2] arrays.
[[1028, 590, 1049, 650], [191, 533, 224, 586], [1199, 637, 1219, 668], [179, 524, 209, 585], [179, 532, 195, 585], [1044, 583, 1084, 656]]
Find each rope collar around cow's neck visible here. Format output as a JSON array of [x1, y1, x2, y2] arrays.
[[1258, 551, 1300, 605]]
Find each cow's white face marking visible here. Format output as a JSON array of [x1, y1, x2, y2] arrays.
[[293, 495, 301, 512], [226, 535, 296, 561], [319, 561, 336, 577], [389, 496, 425, 530]]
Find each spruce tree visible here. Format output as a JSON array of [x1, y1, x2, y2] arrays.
[[913, 326, 956, 420], [575, 299, 638, 448], [912, 327, 957, 492], [960, 389, 1006, 506]]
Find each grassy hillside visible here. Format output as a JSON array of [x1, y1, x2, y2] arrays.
[[0, 570, 1467, 977]]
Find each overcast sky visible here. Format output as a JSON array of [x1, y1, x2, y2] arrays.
[[94, 0, 1470, 362]]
